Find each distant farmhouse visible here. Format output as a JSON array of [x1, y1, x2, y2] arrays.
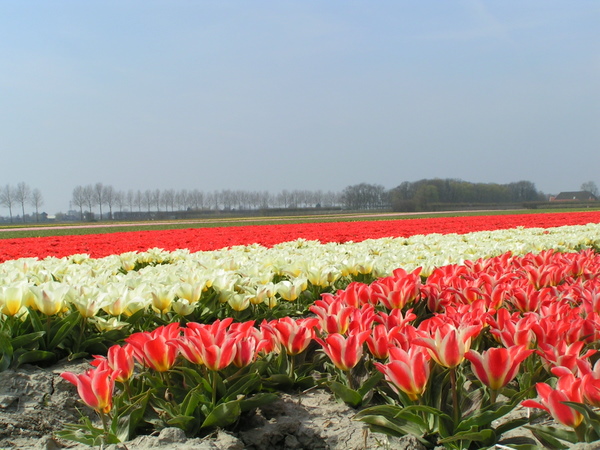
[[550, 191, 598, 202]]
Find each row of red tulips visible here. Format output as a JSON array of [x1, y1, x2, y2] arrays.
[[60, 248, 600, 448], [2, 211, 600, 262]]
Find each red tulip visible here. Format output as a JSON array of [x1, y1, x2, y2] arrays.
[[309, 297, 355, 335], [61, 364, 114, 414], [365, 324, 402, 360], [263, 317, 318, 356], [375, 347, 430, 401], [315, 330, 369, 371], [179, 322, 238, 371], [232, 336, 261, 368], [536, 340, 596, 373], [93, 344, 135, 383], [336, 282, 375, 307], [199, 336, 238, 371], [125, 323, 180, 372], [465, 345, 533, 391], [231, 326, 268, 368], [582, 374, 600, 407], [370, 268, 421, 310], [522, 370, 584, 428], [487, 309, 537, 348], [413, 322, 480, 369]]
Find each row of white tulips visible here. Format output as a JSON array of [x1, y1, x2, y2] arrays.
[[1, 223, 599, 326]]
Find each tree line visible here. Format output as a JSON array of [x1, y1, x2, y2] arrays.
[[0, 183, 44, 223], [389, 179, 548, 212], [1, 179, 598, 223], [70, 184, 345, 221]]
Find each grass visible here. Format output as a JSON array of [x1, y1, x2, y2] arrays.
[[0, 207, 599, 239]]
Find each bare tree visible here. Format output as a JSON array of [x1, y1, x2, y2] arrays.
[[15, 182, 31, 222], [72, 185, 86, 220], [83, 185, 97, 220], [0, 184, 15, 222], [176, 189, 189, 211], [113, 190, 125, 214], [190, 189, 204, 210], [94, 182, 104, 220], [103, 185, 115, 219], [126, 190, 135, 213], [162, 189, 175, 211], [143, 189, 153, 213], [30, 188, 44, 222], [135, 190, 143, 213], [581, 181, 599, 197], [152, 189, 161, 212]]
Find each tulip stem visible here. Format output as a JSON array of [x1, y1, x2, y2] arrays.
[[490, 388, 498, 405], [211, 371, 218, 405], [288, 355, 295, 381], [450, 367, 459, 426], [575, 424, 587, 442], [45, 315, 52, 349], [99, 410, 109, 435], [75, 315, 87, 354]]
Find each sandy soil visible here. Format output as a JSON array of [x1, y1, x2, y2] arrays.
[[2, 360, 599, 450]]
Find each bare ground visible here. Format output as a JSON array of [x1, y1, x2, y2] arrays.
[[3, 361, 600, 450]]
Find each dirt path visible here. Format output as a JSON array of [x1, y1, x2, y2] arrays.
[[0, 210, 498, 233]]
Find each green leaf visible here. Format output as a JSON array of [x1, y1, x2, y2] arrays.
[[458, 390, 528, 432], [27, 309, 44, 333], [354, 410, 431, 446], [16, 350, 56, 366], [496, 436, 540, 450], [166, 415, 196, 429], [68, 352, 90, 361], [564, 401, 600, 438], [224, 372, 261, 401], [181, 388, 206, 417], [115, 390, 152, 442], [0, 353, 11, 372], [201, 400, 241, 429], [48, 314, 80, 349], [438, 427, 495, 445], [494, 417, 530, 436], [11, 331, 45, 349], [357, 371, 383, 397], [0, 333, 13, 372], [175, 366, 207, 385], [354, 404, 438, 434], [263, 374, 294, 390], [398, 404, 451, 424], [239, 393, 278, 412], [525, 425, 576, 447], [328, 381, 362, 408]]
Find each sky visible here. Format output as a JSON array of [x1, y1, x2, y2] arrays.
[[1, 1, 599, 214]]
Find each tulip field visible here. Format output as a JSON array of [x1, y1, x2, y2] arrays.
[[2, 211, 600, 449]]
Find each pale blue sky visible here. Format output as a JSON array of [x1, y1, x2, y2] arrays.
[[1, 1, 599, 214]]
